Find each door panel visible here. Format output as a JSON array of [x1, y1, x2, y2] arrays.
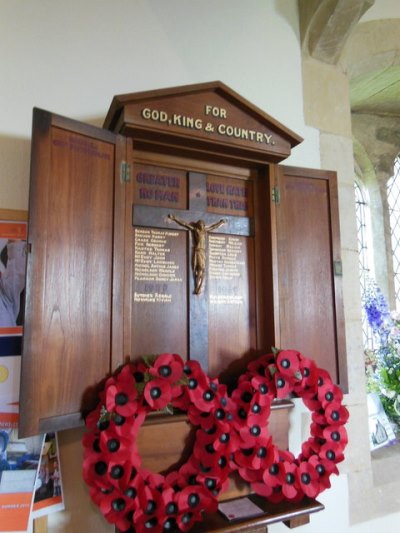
[[19, 109, 127, 437]]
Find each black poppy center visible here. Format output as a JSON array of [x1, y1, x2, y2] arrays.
[[250, 425, 261, 436], [257, 446, 267, 458], [286, 473, 295, 484], [150, 386, 162, 399], [203, 390, 215, 402], [215, 408, 225, 420], [94, 461, 107, 476], [146, 500, 157, 514], [144, 517, 158, 529], [159, 365, 172, 377], [281, 358, 290, 369], [112, 498, 126, 512], [188, 493, 200, 508], [125, 487, 137, 499], [238, 407, 247, 419], [242, 447, 254, 456], [326, 449, 336, 460], [269, 463, 279, 475], [111, 465, 124, 479], [164, 518, 177, 530], [218, 456, 227, 467], [182, 513, 192, 525], [205, 443, 215, 454], [241, 391, 252, 403], [325, 391, 334, 402], [114, 414, 126, 426], [219, 433, 230, 443], [188, 378, 198, 389], [301, 473, 311, 484], [115, 392, 128, 406], [98, 420, 109, 431], [107, 438, 120, 452], [276, 378, 285, 389], [166, 502, 178, 515], [205, 478, 216, 489]]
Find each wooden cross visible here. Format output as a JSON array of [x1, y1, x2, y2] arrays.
[[133, 172, 253, 372]]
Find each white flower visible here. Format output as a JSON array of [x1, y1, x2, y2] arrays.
[[390, 326, 400, 338], [382, 388, 396, 399], [391, 310, 400, 322]]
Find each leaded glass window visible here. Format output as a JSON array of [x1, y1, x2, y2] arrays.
[[354, 180, 374, 348], [387, 155, 400, 310]]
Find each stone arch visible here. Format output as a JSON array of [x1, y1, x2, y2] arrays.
[[299, 0, 375, 64]]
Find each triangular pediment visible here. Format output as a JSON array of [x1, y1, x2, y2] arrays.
[[104, 81, 302, 163]]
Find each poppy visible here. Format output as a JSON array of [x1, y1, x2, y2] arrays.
[[250, 375, 276, 404], [322, 424, 348, 454], [276, 350, 301, 379], [318, 381, 343, 409], [261, 460, 284, 488], [293, 358, 318, 396], [319, 442, 345, 464], [99, 487, 136, 530], [274, 372, 293, 399], [84, 402, 104, 432], [297, 461, 320, 498], [144, 378, 172, 410], [280, 461, 302, 500], [149, 352, 184, 383], [324, 402, 350, 425], [300, 437, 322, 460], [246, 353, 275, 377], [106, 364, 139, 417], [308, 455, 339, 491]]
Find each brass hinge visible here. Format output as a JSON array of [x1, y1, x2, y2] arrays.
[[333, 260, 343, 277], [120, 161, 131, 183], [272, 186, 280, 204]]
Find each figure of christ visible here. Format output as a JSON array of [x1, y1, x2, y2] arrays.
[[168, 214, 227, 294]]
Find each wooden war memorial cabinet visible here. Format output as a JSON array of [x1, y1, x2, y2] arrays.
[[19, 82, 346, 523]]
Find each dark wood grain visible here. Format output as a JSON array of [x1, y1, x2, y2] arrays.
[[19, 109, 128, 437]]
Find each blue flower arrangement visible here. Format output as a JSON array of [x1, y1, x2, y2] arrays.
[[363, 278, 400, 429]]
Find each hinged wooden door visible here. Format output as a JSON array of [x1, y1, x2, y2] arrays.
[[19, 109, 129, 437], [272, 165, 347, 389]]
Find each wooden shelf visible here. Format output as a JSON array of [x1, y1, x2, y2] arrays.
[[190, 496, 324, 533]]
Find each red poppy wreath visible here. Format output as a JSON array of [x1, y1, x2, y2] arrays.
[[230, 349, 349, 503], [82, 353, 236, 533], [82, 350, 349, 533]]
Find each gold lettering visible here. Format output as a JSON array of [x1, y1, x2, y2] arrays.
[[205, 105, 227, 118]]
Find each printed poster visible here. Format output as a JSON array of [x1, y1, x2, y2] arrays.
[[0, 431, 43, 532], [32, 433, 64, 519], [0, 219, 27, 428]]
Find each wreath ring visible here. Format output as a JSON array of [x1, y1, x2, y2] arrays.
[[231, 349, 349, 502], [82, 354, 236, 533]]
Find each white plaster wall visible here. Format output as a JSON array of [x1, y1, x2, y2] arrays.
[[0, 1, 399, 532]]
